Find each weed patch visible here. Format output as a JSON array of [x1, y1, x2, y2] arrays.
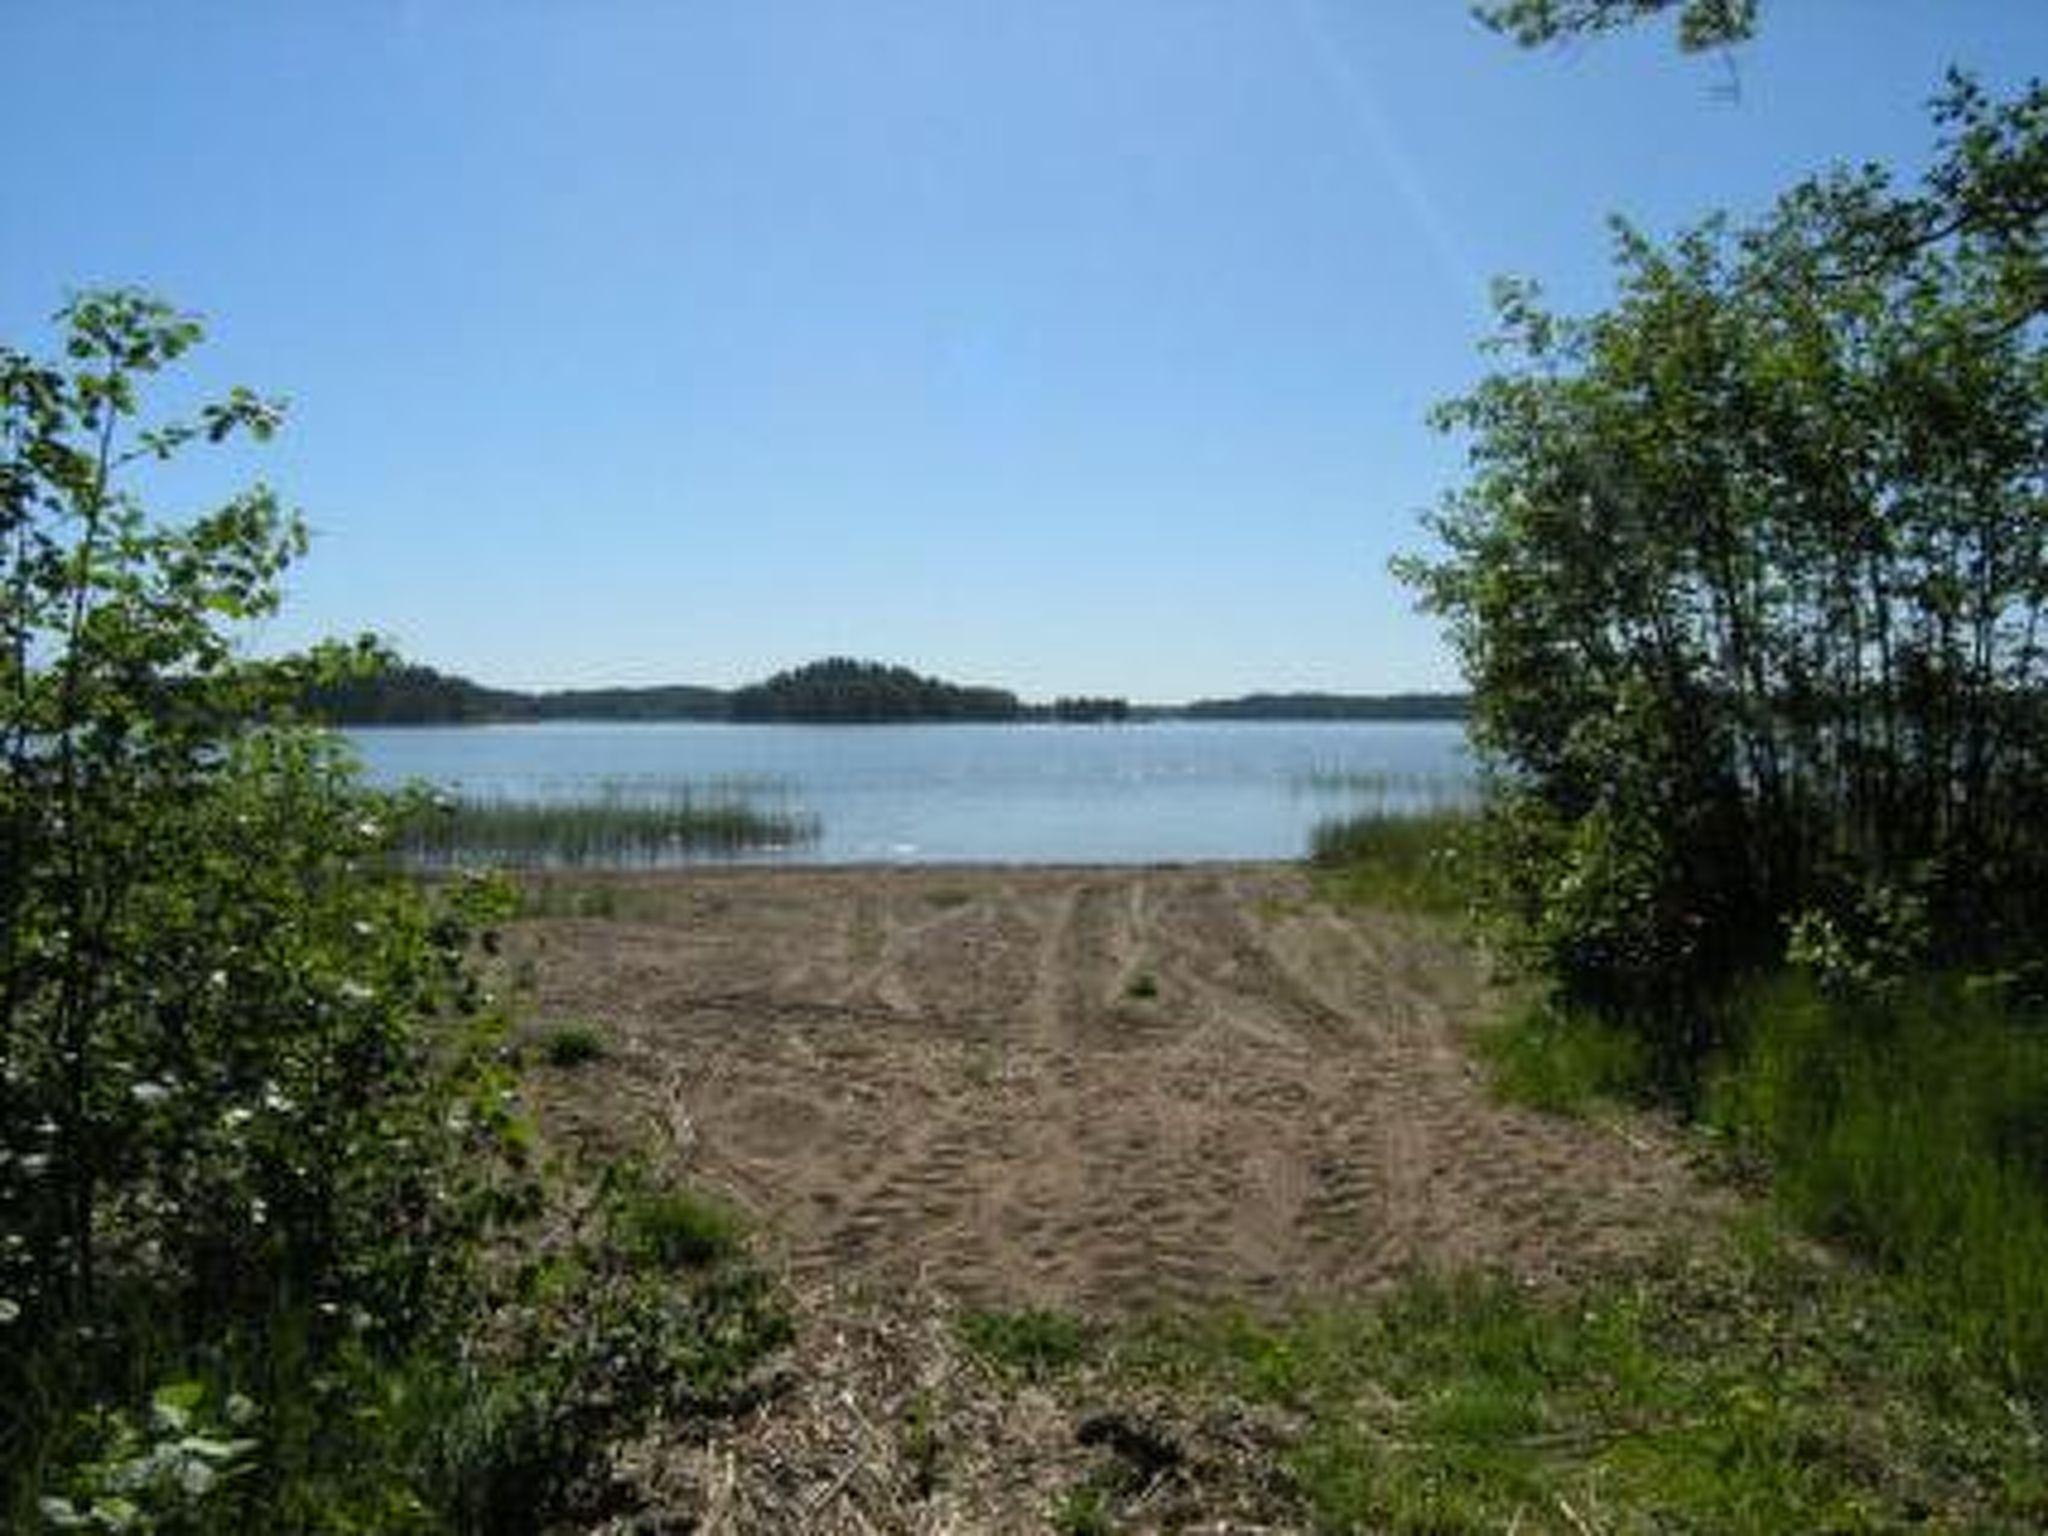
[[541, 1022, 606, 1067], [957, 1307, 1092, 1383], [1713, 973, 2048, 1397], [1474, 1001, 1650, 1115], [1309, 810, 1472, 917], [1110, 1236, 2047, 1532], [610, 1176, 748, 1271]]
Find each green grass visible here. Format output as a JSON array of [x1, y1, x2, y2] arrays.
[[1050, 1479, 1118, 1535], [1299, 786, 2048, 1524], [401, 788, 818, 867], [1308, 809, 1473, 916], [956, 1307, 1092, 1383], [1473, 1000, 1650, 1116], [539, 1021, 605, 1067], [1108, 1231, 2047, 1532], [1712, 972, 2048, 1397], [612, 1183, 748, 1271]]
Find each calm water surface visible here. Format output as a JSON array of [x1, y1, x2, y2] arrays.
[[347, 721, 1473, 865]]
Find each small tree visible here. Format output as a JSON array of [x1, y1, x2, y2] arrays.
[[1400, 81, 2047, 1058], [0, 292, 521, 1520]]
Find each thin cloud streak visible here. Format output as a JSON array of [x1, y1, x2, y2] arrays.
[[1287, 0, 1493, 335]]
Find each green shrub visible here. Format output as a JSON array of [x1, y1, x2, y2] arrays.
[[0, 293, 788, 1530], [1399, 83, 2048, 1062], [542, 1022, 606, 1067], [607, 1168, 748, 1272]]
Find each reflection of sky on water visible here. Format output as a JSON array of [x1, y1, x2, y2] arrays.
[[349, 721, 1472, 865]]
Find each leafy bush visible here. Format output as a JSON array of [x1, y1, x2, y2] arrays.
[[0, 293, 533, 1519], [36, 1381, 260, 1532], [1399, 80, 2048, 1059], [0, 293, 787, 1528]]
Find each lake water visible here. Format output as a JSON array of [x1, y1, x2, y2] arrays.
[[346, 720, 1474, 865]]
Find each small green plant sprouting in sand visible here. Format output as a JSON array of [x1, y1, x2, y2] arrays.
[[541, 1022, 606, 1067]]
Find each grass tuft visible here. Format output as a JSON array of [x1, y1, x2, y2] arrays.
[[540, 1022, 605, 1068], [612, 1183, 747, 1271], [956, 1307, 1091, 1382], [1473, 1000, 1650, 1115], [1309, 809, 1473, 916]]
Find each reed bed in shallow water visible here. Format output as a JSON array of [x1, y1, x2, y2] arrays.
[[1290, 765, 1477, 811], [399, 789, 819, 866]]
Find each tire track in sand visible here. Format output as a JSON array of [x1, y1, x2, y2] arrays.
[[519, 865, 1721, 1309]]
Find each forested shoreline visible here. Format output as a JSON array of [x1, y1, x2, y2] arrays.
[[301, 657, 1469, 726]]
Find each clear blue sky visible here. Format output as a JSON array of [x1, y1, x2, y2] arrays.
[[5, 3, 2042, 701]]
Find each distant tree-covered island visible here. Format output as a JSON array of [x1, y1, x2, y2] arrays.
[[728, 658, 1022, 722], [301, 656, 1466, 726], [299, 663, 727, 725]]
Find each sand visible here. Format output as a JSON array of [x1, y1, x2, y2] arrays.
[[509, 863, 1709, 1313]]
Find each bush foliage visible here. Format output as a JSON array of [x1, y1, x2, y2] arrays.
[[1400, 77, 2048, 1064], [0, 293, 784, 1529]]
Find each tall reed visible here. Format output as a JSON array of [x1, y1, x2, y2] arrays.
[[399, 789, 818, 867]]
